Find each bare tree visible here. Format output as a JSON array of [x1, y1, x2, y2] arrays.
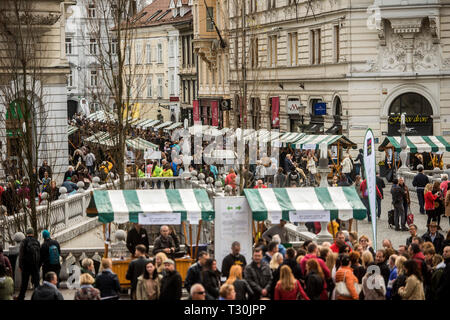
[[82, 0, 146, 189], [0, 0, 63, 238]]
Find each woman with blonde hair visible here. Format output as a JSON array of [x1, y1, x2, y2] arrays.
[[219, 284, 236, 300], [361, 251, 374, 269], [155, 252, 168, 275], [269, 252, 283, 272], [74, 273, 101, 300], [225, 265, 253, 300], [274, 265, 310, 300], [326, 252, 338, 279], [390, 256, 407, 300]]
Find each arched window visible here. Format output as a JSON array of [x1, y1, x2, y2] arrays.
[[388, 92, 433, 136]]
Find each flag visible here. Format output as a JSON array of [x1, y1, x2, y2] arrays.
[[364, 129, 377, 250]]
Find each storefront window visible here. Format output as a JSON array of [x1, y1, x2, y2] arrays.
[[388, 92, 433, 136]]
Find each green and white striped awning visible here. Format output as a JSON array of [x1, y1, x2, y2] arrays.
[[126, 137, 159, 151], [85, 132, 117, 147], [292, 135, 357, 149], [90, 189, 214, 224], [68, 125, 78, 136], [141, 119, 160, 129], [378, 136, 450, 153], [272, 132, 306, 147], [164, 122, 183, 131], [244, 187, 367, 222], [154, 121, 173, 130]]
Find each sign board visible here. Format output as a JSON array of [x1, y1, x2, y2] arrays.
[[287, 99, 301, 115], [138, 212, 181, 225], [314, 102, 327, 116], [144, 149, 161, 160], [364, 129, 377, 251], [214, 197, 253, 275], [288, 210, 330, 222]]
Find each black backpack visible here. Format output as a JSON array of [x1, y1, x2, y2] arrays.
[[23, 238, 40, 267]]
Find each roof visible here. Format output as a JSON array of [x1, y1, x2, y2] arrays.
[[130, 0, 192, 28], [378, 136, 450, 153]]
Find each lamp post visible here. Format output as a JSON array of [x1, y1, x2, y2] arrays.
[[398, 112, 409, 175], [315, 142, 333, 243]]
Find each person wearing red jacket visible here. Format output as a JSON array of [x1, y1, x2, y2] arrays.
[[330, 231, 352, 254], [300, 243, 331, 279], [360, 179, 382, 222], [424, 183, 439, 226], [274, 265, 310, 300], [253, 180, 267, 189]]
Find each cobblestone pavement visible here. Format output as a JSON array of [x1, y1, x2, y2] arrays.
[[356, 183, 450, 250]]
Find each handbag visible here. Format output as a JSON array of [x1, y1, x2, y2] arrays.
[[335, 271, 362, 298], [407, 204, 414, 225]]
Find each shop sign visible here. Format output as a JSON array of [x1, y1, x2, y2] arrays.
[[388, 114, 430, 125], [314, 102, 327, 116], [287, 99, 301, 115]]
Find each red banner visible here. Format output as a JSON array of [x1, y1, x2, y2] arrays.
[[271, 96, 280, 128], [193, 100, 200, 124], [211, 100, 219, 127]]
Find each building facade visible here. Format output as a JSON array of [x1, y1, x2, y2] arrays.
[[0, 0, 72, 181], [227, 0, 450, 161]]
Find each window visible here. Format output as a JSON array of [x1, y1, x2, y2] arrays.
[[310, 29, 321, 65], [334, 25, 340, 63], [250, 97, 261, 129], [68, 69, 73, 87], [136, 76, 143, 98], [157, 43, 163, 63], [206, 7, 214, 31], [250, 37, 258, 68], [146, 44, 151, 64], [147, 77, 152, 98], [288, 32, 298, 66], [111, 38, 118, 55], [65, 38, 72, 55], [267, 0, 276, 10], [88, 4, 96, 18], [268, 35, 277, 67], [135, 42, 142, 64], [170, 74, 175, 95], [147, 10, 162, 22], [157, 76, 163, 97], [90, 70, 97, 87], [89, 38, 97, 55], [250, 0, 257, 13]]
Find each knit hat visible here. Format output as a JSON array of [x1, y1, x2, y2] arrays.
[[26, 227, 34, 235], [163, 259, 175, 265], [42, 230, 50, 239]]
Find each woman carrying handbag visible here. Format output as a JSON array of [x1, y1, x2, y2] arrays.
[[334, 255, 360, 300]]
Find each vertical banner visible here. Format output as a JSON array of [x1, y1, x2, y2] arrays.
[[214, 197, 253, 280], [364, 129, 377, 251], [271, 97, 280, 128], [193, 99, 200, 124], [211, 100, 219, 127]]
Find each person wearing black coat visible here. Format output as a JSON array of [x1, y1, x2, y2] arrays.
[[390, 273, 407, 301], [40, 230, 61, 284], [376, 250, 391, 288], [422, 225, 445, 254], [184, 251, 209, 293], [95, 259, 121, 300], [18, 228, 41, 301], [230, 278, 253, 300], [31, 272, 63, 301], [125, 245, 150, 299], [305, 270, 324, 300], [200, 259, 221, 300], [126, 224, 149, 256], [160, 260, 182, 300], [152, 226, 177, 259]]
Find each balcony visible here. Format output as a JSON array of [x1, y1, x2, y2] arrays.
[[179, 64, 197, 75], [193, 38, 222, 69]]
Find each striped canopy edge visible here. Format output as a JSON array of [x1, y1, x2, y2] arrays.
[[292, 135, 357, 149], [90, 189, 215, 223], [243, 187, 367, 222], [378, 136, 450, 153]]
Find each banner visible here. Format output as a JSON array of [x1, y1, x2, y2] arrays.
[[271, 97, 280, 128], [364, 129, 377, 251], [193, 100, 200, 124], [214, 197, 253, 280], [211, 100, 219, 127], [138, 212, 181, 225], [289, 210, 330, 222]]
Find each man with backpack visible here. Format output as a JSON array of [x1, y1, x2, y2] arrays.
[[18, 228, 41, 300], [40, 230, 61, 285]]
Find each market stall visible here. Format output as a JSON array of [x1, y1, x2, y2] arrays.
[[87, 189, 215, 283], [244, 187, 367, 240], [378, 135, 450, 172]]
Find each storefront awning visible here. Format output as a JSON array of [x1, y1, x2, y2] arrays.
[[89, 189, 214, 224], [164, 122, 183, 131], [154, 121, 173, 130], [141, 119, 160, 129], [126, 137, 159, 151], [292, 135, 357, 149], [378, 136, 450, 153], [68, 125, 78, 136], [273, 132, 306, 147], [244, 187, 367, 222]]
